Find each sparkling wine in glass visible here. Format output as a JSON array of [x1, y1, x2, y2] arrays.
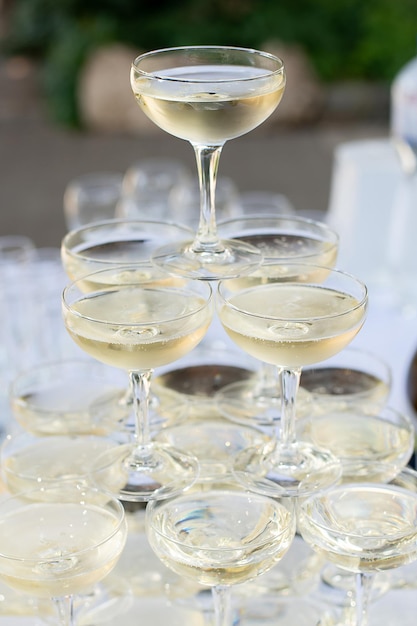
[[63, 172, 124, 231], [298, 465, 417, 626], [61, 218, 193, 289], [217, 262, 368, 497], [216, 214, 339, 427], [0, 484, 127, 626], [382, 467, 417, 592], [131, 46, 286, 280], [61, 219, 198, 430], [146, 480, 295, 626], [62, 266, 213, 501]]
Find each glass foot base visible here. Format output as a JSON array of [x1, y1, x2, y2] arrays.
[[233, 441, 342, 498], [317, 563, 390, 608], [74, 576, 133, 625], [216, 379, 312, 427], [233, 594, 339, 626], [155, 413, 270, 481], [91, 442, 199, 502], [111, 519, 201, 599], [151, 238, 263, 280]]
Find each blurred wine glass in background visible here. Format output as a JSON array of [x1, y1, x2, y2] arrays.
[[63, 172, 124, 231], [118, 157, 193, 222]]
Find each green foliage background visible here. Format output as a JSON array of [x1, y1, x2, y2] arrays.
[[3, 0, 417, 127]]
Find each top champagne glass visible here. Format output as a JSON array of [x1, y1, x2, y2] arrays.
[[131, 46, 286, 280]]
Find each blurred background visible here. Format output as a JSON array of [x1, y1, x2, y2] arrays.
[[0, 0, 416, 246]]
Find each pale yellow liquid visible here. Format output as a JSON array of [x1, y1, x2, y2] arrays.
[[64, 287, 211, 370], [3, 436, 118, 493], [300, 485, 417, 573], [133, 65, 285, 144], [62, 241, 185, 291], [0, 503, 126, 597], [297, 413, 413, 473], [148, 491, 294, 587], [227, 263, 333, 291], [236, 233, 337, 275], [219, 283, 365, 367], [222, 236, 337, 293], [11, 383, 129, 436], [79, 270, 183, 294]]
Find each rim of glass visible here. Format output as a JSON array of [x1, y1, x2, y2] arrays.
[[217, 264, 368, 322], [217, 213, 340, 256], [1, 447, 114, 489], [62, 218, 194, 251], [218, 213, 338, 236], [63, 268, 213, 326], [10, 356, 114, 381], [0, 486, 126, 562], [9, 358, 125, 416], [301, 480, 417, 542], [132, 45, 285, 82], [304, 404, 412, 426], [146, 489, 293, 551]]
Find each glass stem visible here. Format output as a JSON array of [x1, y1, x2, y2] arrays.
[[54, 595, 74, 626], [212, 584, 233, 626], [129, 370, 153, 451], [279, 367, 301, 447], [355, 571, 374, 626], [256, 363, 281, 398], [192, 143, 224, 251]]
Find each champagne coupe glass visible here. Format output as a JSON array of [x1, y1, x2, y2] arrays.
[[119, 157, 192, 222], [0, 483, 127, 626], [217, 262, 368, 497], [298, 465, 417, 626], [216, 214, 339, 427], [146, 480, 295, 626], [300, 346, 392, 415], [61, 218, 193, 287], [61, 219, 196, 428], [296, 404, 414, 483], [130, 46, 286, 280], [0, 430, 118, 494], [383, 467, 417, 592], [9, 358, 130, 437], [62, 266, 213, 501], [63, 172, 124, 231]]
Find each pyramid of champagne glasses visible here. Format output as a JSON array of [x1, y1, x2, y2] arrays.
[[0, 44, 416, 626]]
